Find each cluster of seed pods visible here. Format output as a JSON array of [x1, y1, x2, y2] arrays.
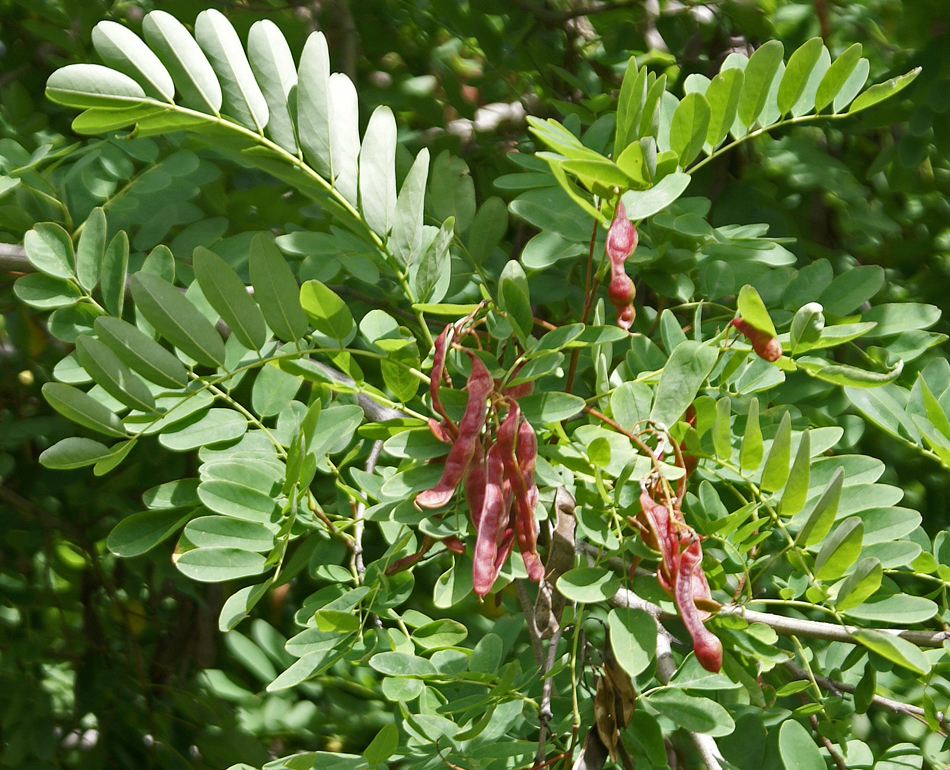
[[606, 202, 638, 330], [414, 325, 545, 597], [632, 484, 723, 672]]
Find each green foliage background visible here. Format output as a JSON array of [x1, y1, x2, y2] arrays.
[[2, 1, 950, 769]]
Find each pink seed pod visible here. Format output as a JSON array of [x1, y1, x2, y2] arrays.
[[731, 318, 782, 362], [675, 538, 723, 673], [606, 203, 638, 329], [606, 202, 638, 264]]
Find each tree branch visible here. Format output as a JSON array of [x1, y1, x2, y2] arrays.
[[609, 586, 950, 648], [785, 661, 949, 736]]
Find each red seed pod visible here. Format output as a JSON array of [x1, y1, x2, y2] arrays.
[[606, 202, 638, 264], [472, 441, 507, 596], [731, 318, 782, 362], [674, 538, 723, 672], [608, 272, 634, 311], [428, 417, 454, 444], [441, 535, 466, 554], [416, 353, 493, 509], [429, 325, 456, 433], [464, 439, 486, 529]]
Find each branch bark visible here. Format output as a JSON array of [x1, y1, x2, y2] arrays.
[[609, 586, 950, 648]]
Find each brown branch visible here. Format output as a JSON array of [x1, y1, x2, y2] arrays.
[[609, 586, 950, 648], [785, 661, 949, 736]]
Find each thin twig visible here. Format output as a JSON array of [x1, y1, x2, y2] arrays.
[[516, 579, 546, 667], [535, 624, 566, 766], [352, 439, 383, 581], [785, 661, 949, 736]]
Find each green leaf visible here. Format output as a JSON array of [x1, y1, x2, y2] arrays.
[[142, 244, 175, 283], [198, 479, 280, 523], [46, 63, 148, 109], [777, 37, 823, 115], [705, 67, 744, 148], [919, 377, 950, 439], [24, 222, 74, 280], [761, 411, 792, 492], [159, 408, 248, 452], [13, 273, 82, 309], [176, 547, 269, 582], [410, 218, 454, 303], [143, 10, 222, 115], [818, 265, 884, 316], [108, 507, 191, 557], [193, 246, 267, 351], [94, 317, 189, 389], [184, 516, 275, 552], [862, 302, 940, 336], [850, 628, 930, 676], [75, 335, 156, 413], [499, 260, 533, 341], [645, 689, 735, 737], [833, 557, 882, 610], [615, 57, 646, 156], [94, 439, 136, 476], [778, 719, 825, 770], [556, 567, 620, 603], [814, 517, 864, 580], [42, 382, 127, 437], [607, 608, 656, 677], [789, 303, 824, 354], [91, 20, 175, 102], [843, 593, 937, 624], [328, 73, 360, 206], [713, 396, 731, 460], [251, 364, 301, 417], [517, 392, 585, 424], [359, 106, 398, 236], [249, 233, 308, 343], [621, 172, 691, 220], [737, 40, 784, 129], [247, 19, 298, 154], [131, 272, 226, 367], [364, 723, 399, 768], [195, 9, 268, 132], [369, 652, 437, 678], [560, 158, 635, 190], [468, 197, 509, 266], [101, 230, 129, 317], [300, 280, 355, 343], [849, 68, 921, 115], [389, 148, 430, 267], [296, 31, 332, 177], [737, 284, 776, 336], [39, 437, 113, 469], [833, 58, 870, 113], [799, 358, 903, 388], [411, 620, 468, 650], [76, 207, 106, 292], [796, 467, 844, 546], [781, 430, 810, 516], [815, 43, 862, 112], [740, 398, 763, 471], [669, 92, 711, 167], [650, 341, 718, 428]]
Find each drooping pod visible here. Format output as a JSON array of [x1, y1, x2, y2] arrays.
[[472, 441, 507, 597], [674, 538, 723, 672], [606, 202, 638, 330], [416, 352, 493, 509]]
